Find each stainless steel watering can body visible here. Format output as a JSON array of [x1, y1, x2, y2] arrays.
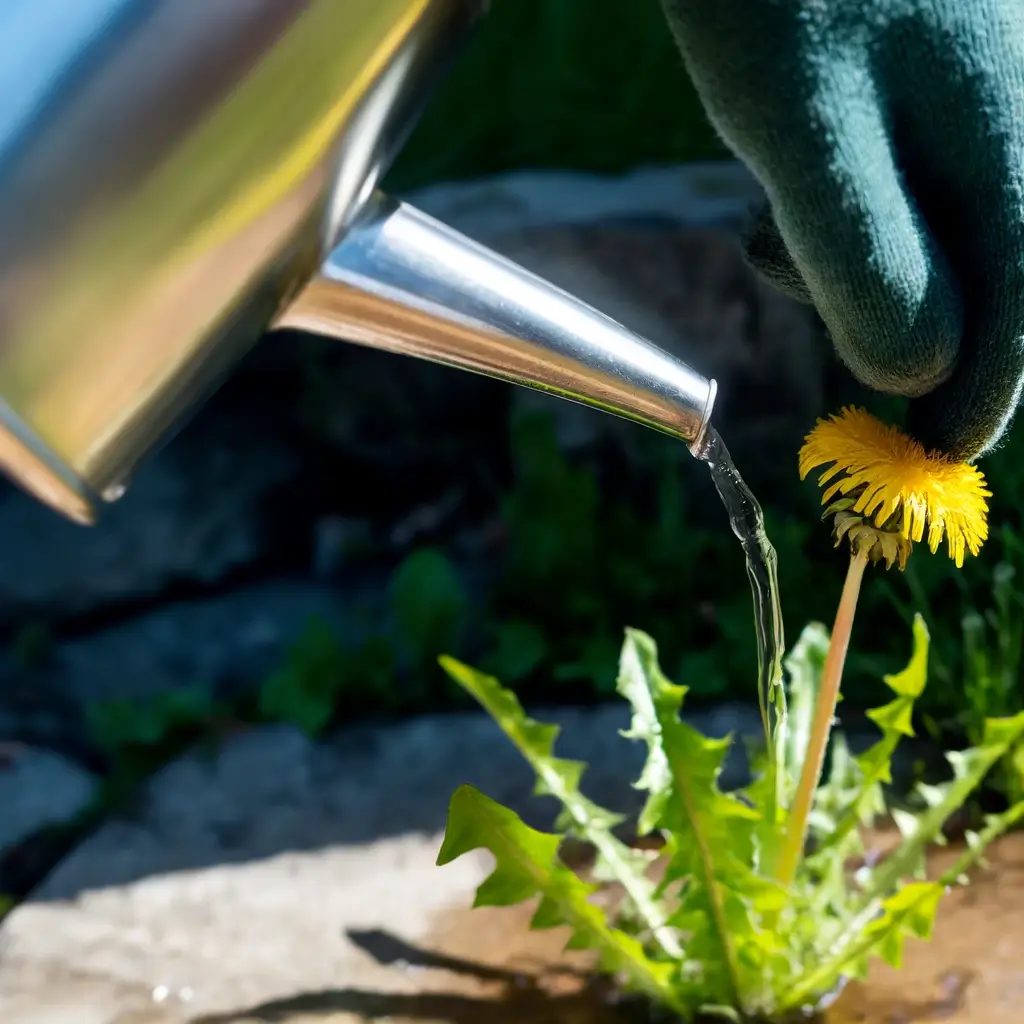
[[0, 0, 716, 525]]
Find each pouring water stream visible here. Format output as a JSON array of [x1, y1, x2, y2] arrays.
[[694, 428, 786, 777]]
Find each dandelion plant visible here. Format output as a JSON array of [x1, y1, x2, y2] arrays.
[[434, 407, 1023, 1021]]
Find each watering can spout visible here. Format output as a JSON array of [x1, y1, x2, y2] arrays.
[[0, 0, 716, 526], [278, 194, 717, 453]]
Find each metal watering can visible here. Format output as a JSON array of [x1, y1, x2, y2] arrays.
[[0, 0, 717, 525]]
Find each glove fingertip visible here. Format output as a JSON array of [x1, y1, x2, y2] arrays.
[[743, 202, 963, 401], [742, 204, 814, 305], [906, 359, 1021, 463]]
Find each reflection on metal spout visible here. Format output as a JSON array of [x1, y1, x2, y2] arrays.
[[0, 0, 485, 524], [279, 193, 716, 450]]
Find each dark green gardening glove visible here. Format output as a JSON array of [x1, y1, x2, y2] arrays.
[[662, 0, 1024, 462]]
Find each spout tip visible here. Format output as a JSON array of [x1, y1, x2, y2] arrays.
[[0, 402, 98, 525], [688, 378, 717, 458]]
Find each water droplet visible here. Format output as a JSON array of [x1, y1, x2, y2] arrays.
[[101, 481, 127, 502]]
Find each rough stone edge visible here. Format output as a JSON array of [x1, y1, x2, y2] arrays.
[[399, 161, 765, 240]]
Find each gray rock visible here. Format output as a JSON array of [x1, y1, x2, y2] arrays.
[[0, 833, 491, 1023], [404, 161, 765, 237], [31, 579, 375, 727], [0, 745, 99, 858], [0, 700, 765, 1021], [274, 331, 510, 506], [0, 700, 765, 896], [1, 549, 498, 755], [0, 406, 294, 627]]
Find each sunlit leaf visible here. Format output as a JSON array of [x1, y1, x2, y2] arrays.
[[436, 613, 1022, 1021], [863, 712, 1024, 900], [439, 654, 680, 959], [814, 615, 932, 862], [437, 785, 684, 1012], [785, 791, 1024, 1013], [617, 628, 787, 1013], [782, 623, 829, 801]]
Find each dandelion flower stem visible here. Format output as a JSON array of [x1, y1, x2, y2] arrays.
[[776, 546, 870, 888]]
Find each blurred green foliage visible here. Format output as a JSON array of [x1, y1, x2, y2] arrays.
[[385, 0, 724, 191]]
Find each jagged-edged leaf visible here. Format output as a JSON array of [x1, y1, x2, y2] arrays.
[[862, 710, 1024, 901], [788, 732, 870, 962], [879, 614, 930, 699], [798, 727, 881, 951], [781, 623, 829, 804], [982, 713, 1024, 748], [781, 880, 943, 1013], [1011, 743, 1024, 803], [875, 883, 942, 956], [439, 655, 680, 958], [437, 785, 685, 1013], [616, 635, 670, 835], [739, 746, 780, 879], [957, 795, 1024, 879], [814, 615, 931, 862], [617, 628, 787, 1013], [803, 713, 1024, 999], [784, 791, 1024, 1013]]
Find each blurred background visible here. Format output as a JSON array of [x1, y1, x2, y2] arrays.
[[2, 0, 1022, 932]]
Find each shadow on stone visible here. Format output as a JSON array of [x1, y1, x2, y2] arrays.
[[190, 928, 624, 1024], [345, 927, 584, 984], [191, 985, 626, 1024]]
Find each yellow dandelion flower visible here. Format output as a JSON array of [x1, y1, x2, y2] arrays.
[[798, 406, 991, 568]]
